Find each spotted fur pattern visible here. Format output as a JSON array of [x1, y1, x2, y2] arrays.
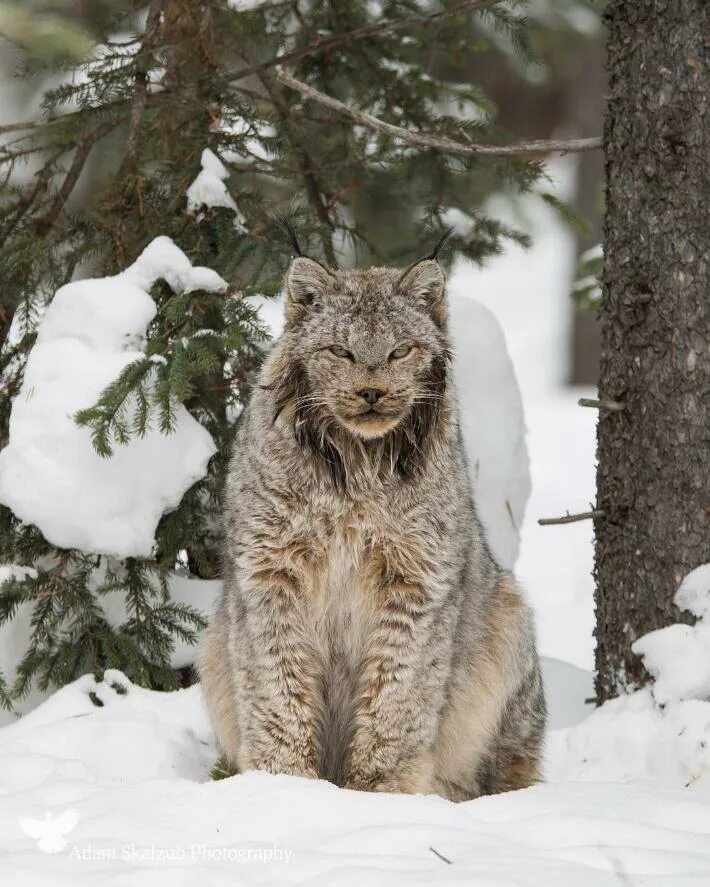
[[199, 257, 545, 800]]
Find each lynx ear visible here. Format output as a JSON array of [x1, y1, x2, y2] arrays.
[[398, 259, 446, 326], [286, 257, 333, 323]]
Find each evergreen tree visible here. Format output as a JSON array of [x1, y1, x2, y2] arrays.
[[0, 0, 598, 708]]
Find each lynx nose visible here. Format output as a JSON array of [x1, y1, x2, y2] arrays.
[[358, 387, 385, 406]]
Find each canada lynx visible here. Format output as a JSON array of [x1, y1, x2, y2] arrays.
[[199, 232, 545, 800]]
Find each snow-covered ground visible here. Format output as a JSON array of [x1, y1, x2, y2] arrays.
[[3, 159, 710, 883], [1, 651, 709, 886]]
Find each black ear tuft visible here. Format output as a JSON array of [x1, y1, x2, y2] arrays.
[[274, 214, 303, 257], [427, 227, 454, 261]]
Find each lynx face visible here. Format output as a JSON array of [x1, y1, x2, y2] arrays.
[[282, 258, 450, 443], [263, 256, 452, 486]]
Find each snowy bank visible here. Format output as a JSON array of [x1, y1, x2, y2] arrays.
[[1, 665, 709, 886], [3, 565, 710, 884]]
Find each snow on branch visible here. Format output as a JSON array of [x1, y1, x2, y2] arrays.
[[0, 238, 220, 558], [276, 71, 602, 157], [186, 148, 247, 231]]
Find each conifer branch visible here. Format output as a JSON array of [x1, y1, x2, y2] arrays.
[[124, 0, 165, 166], [0, 145, 69, 243], [32, 120, 118, 234], [251, 63, 338, 265], [226, 0, 500, 83], [0, 121, 39, 136], [277, 70, 602, 157]]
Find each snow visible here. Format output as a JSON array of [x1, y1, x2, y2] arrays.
[[675, 564, 710, 619], [632, 564, 710, 705], [548, 686, 710, 787], [226, 0, 275, 9], [439, 205, 476, 239], [0, 237, 219, 558], [448, 294, 530, 569], [186, 148, 247, 231], [0, 564, 38, 583], [2, 664, 710, 885]]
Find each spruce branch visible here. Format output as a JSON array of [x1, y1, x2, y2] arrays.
[[277, 70, 602, 157], [225, 0, 501, 83], [124, 0, 165, 167], [32, 119, 118, 235], [251, 62, 338, 265], [0, 671, 12, 712]]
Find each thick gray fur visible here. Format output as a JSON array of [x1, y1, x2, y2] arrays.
[[199, 254, 545, 799]]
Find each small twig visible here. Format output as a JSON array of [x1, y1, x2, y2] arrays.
[[277, 71, 602, 157], [429, 846, 453, 865], [538, 510, 605, 526], [578, 397, 625, 412]]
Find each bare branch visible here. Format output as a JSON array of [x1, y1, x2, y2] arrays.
[[538, 510, 605, 526], [278, 71, 601, 157], [225, 0, 500, 83], [0, 121, 39, 136], [578, 397, 625, 412]]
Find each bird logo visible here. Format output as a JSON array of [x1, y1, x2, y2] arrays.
[[19, 809, 79, 853]]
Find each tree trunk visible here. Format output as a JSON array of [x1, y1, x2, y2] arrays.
[[594, 0, 710, 703]]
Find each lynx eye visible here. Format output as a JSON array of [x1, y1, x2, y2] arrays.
[[329, 344, 354, 360], [389, 344, 413, 360]]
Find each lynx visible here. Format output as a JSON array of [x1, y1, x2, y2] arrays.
[[199, 230, 545, 800]]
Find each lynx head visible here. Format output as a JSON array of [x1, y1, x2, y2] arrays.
[[265, 229, 453, 485]]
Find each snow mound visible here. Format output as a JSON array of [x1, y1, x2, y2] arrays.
[[186, 148, 246, 231], [550, 566, 710, 786], [676, 564, 710, 619], [2, 670, 710, 885], [547, 686, 710, 786], [0, 237, 219, 558], [246, 292, 529, 570], [633, 564, 710, 704], [448, 293, 530, 569]]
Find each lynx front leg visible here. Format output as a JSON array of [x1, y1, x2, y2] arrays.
[[346, 579, 453, 794], [238, 568, 322, 779]]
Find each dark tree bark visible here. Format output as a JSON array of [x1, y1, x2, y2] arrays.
[[594, 1, 710, 703]]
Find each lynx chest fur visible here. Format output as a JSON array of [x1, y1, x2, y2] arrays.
[[199, 240, 545, 801]]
